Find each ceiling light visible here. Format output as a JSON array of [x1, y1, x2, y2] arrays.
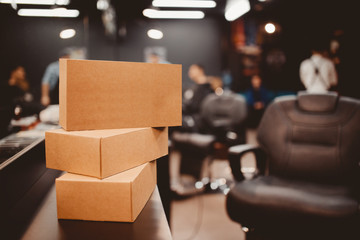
[[97, 0, 109, 10], [265, 23, 275, 34], [0, 0, 69, 5], [18, 8, 79, 17], [143, 9, 205, 19], [60, 28, 76, 39], [152, 0, 216, 8], [225, 0, 250, 21], [147, 29, 163, 39], [55, 0, 69, 5]]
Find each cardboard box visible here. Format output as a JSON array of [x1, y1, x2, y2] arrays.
[[59, 59, 182, 131], [56, 161, 156, 222], [46, 127, 167, 179]]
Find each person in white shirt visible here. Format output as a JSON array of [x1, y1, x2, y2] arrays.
[[299, 43, 338, 93]]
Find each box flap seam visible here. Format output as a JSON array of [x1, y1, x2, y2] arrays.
[[130, 181, 133, 221], [99, 138, 103, 178]]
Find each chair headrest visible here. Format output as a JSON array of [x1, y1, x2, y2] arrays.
[[297, 91, 339, 112], [201, 92, 247, 127]]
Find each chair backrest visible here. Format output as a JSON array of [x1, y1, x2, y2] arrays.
[[200, 91, 247, 134], [257, 91, 360, 184]]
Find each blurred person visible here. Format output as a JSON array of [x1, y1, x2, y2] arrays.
[[5, 65, 28, 102], [0, 65, 42, 137], [182, 64, 214, 132], [8, 66, 29, 92], [147, 52, 170, 64], [208, 76, 223, 93], [222, 69, 233, 90], [299, 40, 338, 93], [8, 65, 34, 103], [243, 74, 272, 128], [41, 49, 71, 106], [0, 67, 23, 137], [170, 64, 214, 196]]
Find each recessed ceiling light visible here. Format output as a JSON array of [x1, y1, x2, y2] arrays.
[[97, 0, 109, 10], [147, 29, 163, 39], [265, 23, 276, 34], [60, 29, 76, 39]]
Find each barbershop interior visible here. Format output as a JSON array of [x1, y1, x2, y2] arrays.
[[1, 0, 359, 240]]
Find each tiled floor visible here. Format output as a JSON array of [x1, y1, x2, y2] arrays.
[[171, 191, 244, 240], [169, 129, 258, 240]]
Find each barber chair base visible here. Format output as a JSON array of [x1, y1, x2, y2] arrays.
[[197, 157, 238, 195], [170, 174, 205, 198]]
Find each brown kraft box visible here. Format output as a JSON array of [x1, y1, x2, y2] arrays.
[[46, 127, 167, 179], [59, 59, 182, 131], [56, 161, 156, 222]]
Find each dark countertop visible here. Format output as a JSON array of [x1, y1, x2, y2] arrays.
[[21, 185, 172, 240]]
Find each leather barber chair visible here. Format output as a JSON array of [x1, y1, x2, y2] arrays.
[[171, 91, 247, 195], [226, 91, 360, 240]]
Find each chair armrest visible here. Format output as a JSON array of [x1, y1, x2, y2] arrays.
[[171, 131, 216, 148], [228, 144, 267, 181]]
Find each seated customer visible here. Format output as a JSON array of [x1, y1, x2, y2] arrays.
[[170, 64, 214, 196], [181, 64, 214, 133], [8, 65, 44, 118], [0, 66, 26, 137], [0, 65, 44, 137]]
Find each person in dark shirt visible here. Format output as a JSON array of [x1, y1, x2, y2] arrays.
[[243, 74, 272, 128], [182, 64, 214, 132], [0, 67, 24, 138], [0, 65, 43, 137], [169, 64, 214, 196]]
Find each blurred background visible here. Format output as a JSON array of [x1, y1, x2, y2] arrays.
[[1, 1, 359, 239], [1, 0, 359, 100]]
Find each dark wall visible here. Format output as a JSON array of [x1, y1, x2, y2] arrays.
[[0, 3, 223, 101], [2, 1, 358, 100], [0, 4, 85, 100], [88, 18, 223, 90], [250, 0, 360, 98]]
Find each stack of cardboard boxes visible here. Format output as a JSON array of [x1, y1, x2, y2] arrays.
[[45, 59, 181, 222]]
